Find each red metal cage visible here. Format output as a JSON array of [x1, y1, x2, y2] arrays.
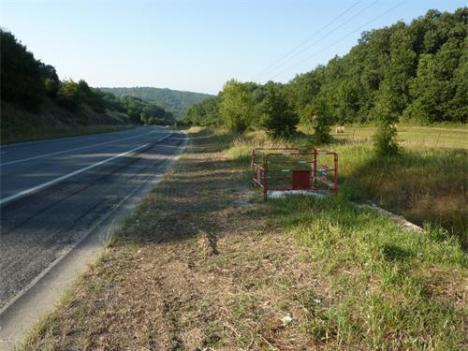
[[251, 147, 338, 200]]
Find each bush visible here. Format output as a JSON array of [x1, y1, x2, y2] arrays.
[[374, 121, 399, 155], [259, 82, 298, 138], [219, 80, 254, 133], [57, 80, 81, 111], [301, 98, 332, 143]]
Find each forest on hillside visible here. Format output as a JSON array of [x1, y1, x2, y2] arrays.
[[184, 8, 467, 152], [0, 29, 176, 136], [99, 87, 212, 118]]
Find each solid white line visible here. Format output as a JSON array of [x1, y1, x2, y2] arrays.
[[0, 130, 169, 167], [0, 134, 188, 350], [0, 133, 183, 315], [0, 126, 141, 149], [0, 143, 149, 207]]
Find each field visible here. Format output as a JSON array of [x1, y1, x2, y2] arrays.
[[229, 125, 468, 247], [331, 125, 468, 149], [21, 127, 467, 351]]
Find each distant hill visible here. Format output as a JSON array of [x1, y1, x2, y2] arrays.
[[1, 29, 138, 144], [98, 87, 213, 118]]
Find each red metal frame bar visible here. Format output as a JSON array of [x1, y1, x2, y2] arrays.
[[251, 147, 338, 200]]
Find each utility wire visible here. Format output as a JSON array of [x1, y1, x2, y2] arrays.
[[261, 0, 379, 80], [269, 0, 406, 81], [255, 1, 362, 80]]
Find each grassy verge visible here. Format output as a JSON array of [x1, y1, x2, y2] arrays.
[[21, 128, 466, 350], [1, 124, 135, 145]]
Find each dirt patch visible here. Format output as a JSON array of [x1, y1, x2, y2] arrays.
[[22, 129, 323, 350]]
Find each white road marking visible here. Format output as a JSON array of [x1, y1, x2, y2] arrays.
[[0, 133, 188, 351], [0, 126, 142, 149], [0, 143, 150, 207], [0, 131, 169, 167]]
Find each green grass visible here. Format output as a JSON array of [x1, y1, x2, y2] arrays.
[[330, 124, 468, 149], [268, 195, 466, 350], [221, 126, 467, 349], [226, 125, 468, 247], [336, 145, 467, 242], [217, 125, 467, 349]]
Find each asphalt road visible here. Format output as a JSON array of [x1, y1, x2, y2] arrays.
[[0, 126, 186, 309]]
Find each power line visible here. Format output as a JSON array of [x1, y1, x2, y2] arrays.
[[269, 0, 406, 81], [261, 0, 380, 80], [255, 1, 362, 80]]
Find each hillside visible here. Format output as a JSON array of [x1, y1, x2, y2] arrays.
[[185, 8, 467, 130], [99, 87, 213, 118], [1, 99, 131, 144], [0, 30, 178, 143]]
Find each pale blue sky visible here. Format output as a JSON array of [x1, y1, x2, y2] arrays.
[[0, 0, 465, 94]]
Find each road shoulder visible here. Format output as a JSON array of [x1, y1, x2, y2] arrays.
[[0, 133, 187, 350]]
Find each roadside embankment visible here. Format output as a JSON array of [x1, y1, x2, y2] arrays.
[[1, 100, 133, 144]]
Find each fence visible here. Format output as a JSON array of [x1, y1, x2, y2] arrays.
[[251, 147, 338, 200]]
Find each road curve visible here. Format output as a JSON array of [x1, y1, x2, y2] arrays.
[[0, 126, 186, 310]]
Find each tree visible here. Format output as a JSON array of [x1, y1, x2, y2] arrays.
[[57, 80, 81, 111], [336, 79, 361, 124], [118, 96, 173, 125], [289, 69, 324, 116], [407, 39, 466, 123], [302, 97, 333, 143], [219, 80, 254, 133], [40, 64, 60, 98], [44, 78, 59, 98], [448, 42, 468, 122], [183, 7, 467, 132], [371, 22, 417, 155], [0, 30, 46, 110], [285, 8, 467, 127], [258, 82, 298, 138], [0, 28, 175, 130], [183, 96, 220, 126], [373, 81, 400, 155]]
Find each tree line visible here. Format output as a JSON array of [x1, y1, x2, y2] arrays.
[[99, 87, 212, 118], [183, 8, 467, 154], [0, 30, 175, 126]]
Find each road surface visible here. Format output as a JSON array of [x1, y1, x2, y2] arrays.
[[0, 126, 186, 310]]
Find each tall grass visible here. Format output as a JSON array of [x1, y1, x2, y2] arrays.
[[225, 126, 467, 247], [337, 145, 467, 244], [269, 196, 467, 350]]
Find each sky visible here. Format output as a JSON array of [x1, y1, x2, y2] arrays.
[[0, 0, 465, 94]]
